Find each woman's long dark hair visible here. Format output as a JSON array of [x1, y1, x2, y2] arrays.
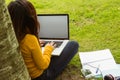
[[8, 0, 40, 43]]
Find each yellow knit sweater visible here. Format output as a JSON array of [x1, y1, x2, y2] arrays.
[[20, 34, 54, 79]]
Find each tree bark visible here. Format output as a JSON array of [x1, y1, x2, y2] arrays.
[[0, 0, 31, 80]]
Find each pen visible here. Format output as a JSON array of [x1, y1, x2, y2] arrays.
[[96, 64, 100, 73]]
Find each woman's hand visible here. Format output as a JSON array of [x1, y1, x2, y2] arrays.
[[47, 41, 56, 48], [39, 39, 56, 48], [39, 39, 45, 47]]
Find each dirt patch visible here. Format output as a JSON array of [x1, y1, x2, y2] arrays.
[[56, 65, 85, 80]]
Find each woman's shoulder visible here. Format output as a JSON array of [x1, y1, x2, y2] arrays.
[[25, 34, 36, 39], [21, 34, 38, 44], [25, 34, 36, 38]]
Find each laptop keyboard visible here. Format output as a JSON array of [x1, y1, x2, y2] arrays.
[[42, 41, 63, 48]]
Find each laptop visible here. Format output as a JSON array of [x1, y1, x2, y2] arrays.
[[37, 14, 69, 56]]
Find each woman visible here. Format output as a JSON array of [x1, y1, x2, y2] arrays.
[[8, 0, 79, 80]]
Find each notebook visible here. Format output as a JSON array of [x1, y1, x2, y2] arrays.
[[37, 14, 69, 56], [79, 49, 118, 79]]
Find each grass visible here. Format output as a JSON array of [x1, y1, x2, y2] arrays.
[[6, 0, 120, 80]]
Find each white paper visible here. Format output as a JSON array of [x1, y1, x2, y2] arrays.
[[102, 64, 120, 79], [79, 49, 118, 75]]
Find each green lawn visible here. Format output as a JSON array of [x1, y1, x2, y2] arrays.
[[6, 0, 120, 80]]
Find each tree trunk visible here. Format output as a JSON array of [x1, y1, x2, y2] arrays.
[[0, 0, 31, 80]]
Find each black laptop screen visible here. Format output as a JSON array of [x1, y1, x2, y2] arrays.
[[37, 14, 69, 40]]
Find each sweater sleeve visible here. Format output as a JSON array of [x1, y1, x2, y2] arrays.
[[26, 35, 54, 70]]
